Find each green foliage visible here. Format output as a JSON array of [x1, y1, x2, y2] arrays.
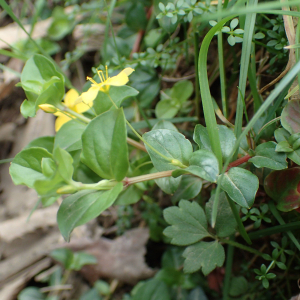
[[50, 248, 97, 271], [57, 183, 123, 241], [19, 54, 64, 118], [249, 142, 288, 170], [193, 124, 236, 162], [18, 287, 45, 300], [163, 200, 211, 246], [155, 80, 193, 118], [81, 109, 129, 181], [219, 167, 259, 208], [143, 129, 193, 171], [264, 168, 300, 211], [6, 0, 300, 298]]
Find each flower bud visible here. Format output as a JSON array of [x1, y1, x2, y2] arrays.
[[38, 104, 58, 113], [56, 185, 77, 194]]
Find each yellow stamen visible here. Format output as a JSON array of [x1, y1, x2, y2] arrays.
[[87, 76, 98, 85]]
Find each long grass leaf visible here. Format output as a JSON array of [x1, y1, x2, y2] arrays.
[[213, 60, 300, 227], [199, 18, 235, 169], [249, 221, 300, 239], [201, 1, 300, 22], [234, 0, 257, 142], [269, 202, 300, 251]]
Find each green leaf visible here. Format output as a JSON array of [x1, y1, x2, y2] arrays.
[[34, 167, 64, 196], [264, 168, 300, 211], [93, 85, 139, 115], [57, 183, 123, 241], [229, 276, 248, 297], [281, 99, 300, 134], [161, 247, 184, 269], [182, 241, 225, 275], [171, 175, 202, 203], [50, 248, 96, 271], [187, 287, 208, 300], [276, 141, 293, 152], [47, 7, 75, 40], [9, 147, 52, 188], [249, 142, 287, 170], [155, 176, 181, 194], [53, 147, 74, 182], [132, 278, 171, 300], [125, 2, 147, 31], [172, 150, 219, 182], [81, 109, 129, 181], [275, 128, 300, 164], [94, 280, 111, 296], [143, 129, 193, 171], [193, 125, 236, 161], [114, 185, 143, 205], [18, 287, 45, 300], [152, 120, 178, 131], [80, 289, 101, 300], [54, 120, 86, 152], [25, 136, 54, 153], [155, 268, 182, 286], [274, 128, 290, 143], [163, 199, 210, 246], [130, 65, 160, 107], [155, 99, 180, 119], [219, 167, 259, 208], [20, 54, 64, 117], [171, 80, 193, 104], [205, 192, 237, 237]]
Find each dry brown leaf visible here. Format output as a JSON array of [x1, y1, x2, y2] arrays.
[[65, 228, 155, 285], [0, 231, 60, 284], [0, 19, 52, 50], [0, 258, 51, 300], [0, 206, 58, 243]]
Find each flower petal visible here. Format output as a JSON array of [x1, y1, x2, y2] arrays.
[[75, 96, 93, 113], [123, 67, 134, 76], [64, 89, 79, 108], [81, 86, 99, 104], [55, 113, 73, 132], [106, 70, 131, 86]]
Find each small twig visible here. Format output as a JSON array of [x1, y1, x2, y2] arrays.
[[40, 284, 73, 293], [127, 137, 147, 152], [226, 154, 251, 171]]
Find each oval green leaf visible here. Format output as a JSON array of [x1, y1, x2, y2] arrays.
[[193, 124, 236, 161], [57, 183, 123, 241], [143, 129, 193, 171], [9, 147, 52, 188], [219, 167, 259, 208], [249, 141, 287, 170], [264, 168, 300, 212], [81, 108, 129, 181], [281, 99, 300, 134]]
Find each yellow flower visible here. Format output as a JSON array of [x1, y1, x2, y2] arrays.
[[80, 66, 134, 105], [55, 89, 91, 131]]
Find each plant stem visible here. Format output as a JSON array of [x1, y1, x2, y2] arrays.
[[226, 154, 251, 171], [127, 137, 147, 152], [124, 170, 173, 186], [219, 238, 263, 256]]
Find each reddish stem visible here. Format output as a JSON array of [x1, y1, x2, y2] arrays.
[[130, 6, 153, 57], [226, 154, 252, 172]]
